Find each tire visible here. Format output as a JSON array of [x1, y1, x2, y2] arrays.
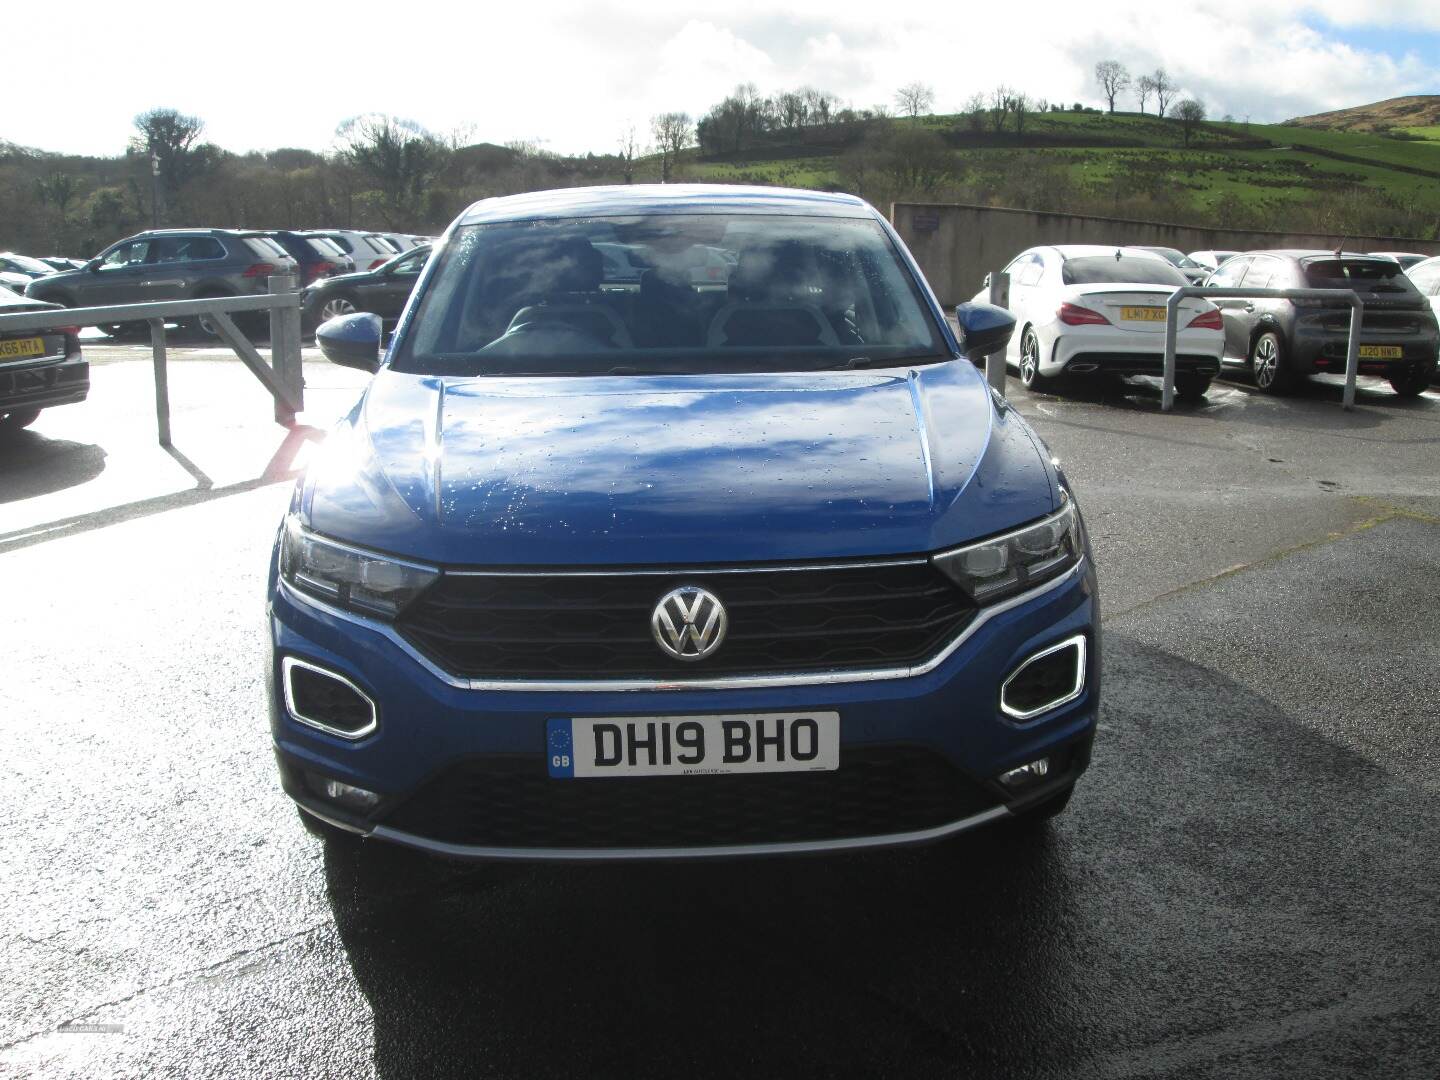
[[195, 293, 230, 338], [317, 293, 359, 325], [0, 408, 42, 433], [1018, 328, 1052, 392], [1388, 364, 1435, 398], [1249, 331, 1294, 394], [1008, 785, 1074, 830], [1174, 373, 1212, 401]]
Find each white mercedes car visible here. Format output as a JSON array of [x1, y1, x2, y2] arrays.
[[974, 245, 1226, 398]]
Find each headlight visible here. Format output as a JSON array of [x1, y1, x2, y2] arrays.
[[280, 514, 439, 619], [932, 492, 1080, 604]]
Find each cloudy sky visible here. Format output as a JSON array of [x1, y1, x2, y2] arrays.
[[7, 0, 1439, 157]]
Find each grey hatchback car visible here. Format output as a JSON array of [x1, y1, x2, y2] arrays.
[[25, 229, 298, 336]]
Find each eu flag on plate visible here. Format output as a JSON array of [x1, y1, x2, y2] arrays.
[[546, 719, 575, 778]]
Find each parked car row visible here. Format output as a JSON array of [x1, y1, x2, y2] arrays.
[[978, 243, 1439, 400], [9, 227, 437, 338]]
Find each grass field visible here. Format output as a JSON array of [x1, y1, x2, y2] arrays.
[[681, 110, 1440, 235]]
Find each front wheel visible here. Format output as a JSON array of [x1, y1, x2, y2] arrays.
[[318, 294, 359, 324], [1389, 364, 1435, 399], [1249, 331, 1294, 394], [1018, 329, 1052, 392]]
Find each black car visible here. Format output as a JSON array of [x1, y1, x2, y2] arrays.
[[0, 286, 87, 432], [1205, 250, 1439, 397], [302, 245, 429, 328], [262, 231, 357, 288]]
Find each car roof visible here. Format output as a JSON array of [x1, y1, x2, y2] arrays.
[[1041, 245, 1170, 260], [457, 184, 872, 225], [1248, 250, 1399, 262], [130, 228, 262, 237]]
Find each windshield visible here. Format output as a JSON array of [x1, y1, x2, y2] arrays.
[[1303, 258, 1417, 294], [4, 254, 54, 275], [395, 214, 945, 376], [1143, 247, 1200, 269], [305, 237, 347, 259], [1062, 256, 1187, 286]]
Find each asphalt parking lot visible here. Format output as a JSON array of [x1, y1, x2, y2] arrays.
[[2, 346, 1438, 1078]]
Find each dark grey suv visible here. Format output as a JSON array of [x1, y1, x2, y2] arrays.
[[25, 229, 298, 337], [1206, 250, 1439, 397]]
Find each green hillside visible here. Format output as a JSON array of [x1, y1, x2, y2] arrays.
[[681, 110, 1440, 239]]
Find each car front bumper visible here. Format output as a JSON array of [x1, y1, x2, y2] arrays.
[[267, 558, 1100, 860]]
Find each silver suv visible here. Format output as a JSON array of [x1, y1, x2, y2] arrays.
[[25, 229, 299, 336]]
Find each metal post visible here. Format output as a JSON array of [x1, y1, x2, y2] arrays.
[[1162, 291, 1181, 412], [149, 318, 171, 447], [1343, 297, 1362, 412], [986, 272, 1009, 393], [269, 274, 300, 426]]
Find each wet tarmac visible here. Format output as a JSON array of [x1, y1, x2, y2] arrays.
[[2, 354, 1437, 1077]]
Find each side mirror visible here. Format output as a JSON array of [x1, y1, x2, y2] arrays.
[[954, 302, 1015, 362], [316, 311, 382, 373], [86, 259, 102, 273]]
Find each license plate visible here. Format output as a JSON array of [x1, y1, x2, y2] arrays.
[[1120, 306, 1167, 322], [546, 713, 840, 778], [1358, 345, 1402, 359], [0, 336, 45, 361]]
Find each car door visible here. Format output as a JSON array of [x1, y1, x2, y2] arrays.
[[1407, 262, 1440, 327], [1001, 253, 1042, 358], [1241, 256, 1293, 352], [1205, 255, 1252, 359], [86, 240, 154, 306], [137, 235, 198, 302], [371, 247, 429, 318]]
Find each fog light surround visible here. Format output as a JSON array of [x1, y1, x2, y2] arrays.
[[304, 771, 383, 812], [282, 656, 378, 739], [999, 634, 1087, 721], [996, 757, 1051, 791]]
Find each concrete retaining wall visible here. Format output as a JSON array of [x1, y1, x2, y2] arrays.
[[892, 202, 1440, 307]]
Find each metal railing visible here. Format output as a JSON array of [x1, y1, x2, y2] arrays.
[[0, 276, 305, 445], [1162, 287, 1363, 412]]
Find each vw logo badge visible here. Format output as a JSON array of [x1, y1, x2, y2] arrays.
[[651, 586, 728, 662]]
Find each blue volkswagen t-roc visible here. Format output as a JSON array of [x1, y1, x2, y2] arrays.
[[267, 185, 1099, 859]]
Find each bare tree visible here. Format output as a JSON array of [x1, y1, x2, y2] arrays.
[[1174, 98, 1206, 146], [1136, 74, 1156, 115], [131, 108, 206, 207], [1008, 92, 1033, 137], [35, 172, 82, 218], [894, 82, 936, 119], [336, 114, 450, 228], [963, 92, 987, 133], [618, 125, 640, 184], [1151, 69, 1176, 118], [650, 112, 692, 182], [988, 86, 1013, 134], [1094, 60, 1131, 114]]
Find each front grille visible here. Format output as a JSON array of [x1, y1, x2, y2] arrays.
[[380, 746, 999, 848], [397, 560, 974, 679]]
